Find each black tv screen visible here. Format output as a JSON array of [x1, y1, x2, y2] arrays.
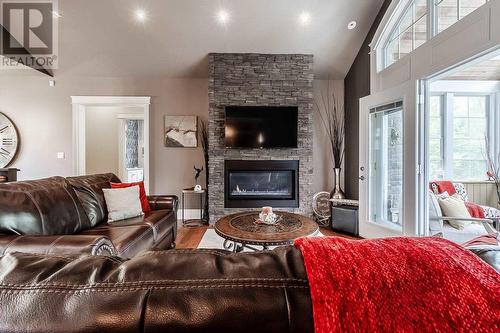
[[225, 106, 298, 149]]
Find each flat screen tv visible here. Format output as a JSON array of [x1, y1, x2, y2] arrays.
[[225, 106, 298, 149]]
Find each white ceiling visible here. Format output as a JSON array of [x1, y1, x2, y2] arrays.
[[38, 0, 384, 79]]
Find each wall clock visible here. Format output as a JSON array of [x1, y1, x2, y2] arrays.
[[0, 112, 19, 168]]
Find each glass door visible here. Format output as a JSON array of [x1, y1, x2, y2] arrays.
[[359, 82, 418, 238], [369, 101, 404, 230]]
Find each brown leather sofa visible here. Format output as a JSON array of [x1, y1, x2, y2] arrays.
[[0, 245, 498, 332], [0, 173, 178, 258]]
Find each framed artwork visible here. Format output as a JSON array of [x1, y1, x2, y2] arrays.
[[164, 116, 198, 148]]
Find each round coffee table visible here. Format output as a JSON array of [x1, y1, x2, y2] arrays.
[[215, 211, 319, 252]]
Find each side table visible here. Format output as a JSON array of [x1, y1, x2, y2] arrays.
[[181, 187, 208, 227]]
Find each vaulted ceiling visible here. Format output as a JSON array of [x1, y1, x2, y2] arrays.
[[47, 0, 383, 79]]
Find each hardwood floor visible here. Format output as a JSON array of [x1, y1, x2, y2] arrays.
[[176, 222, 360, 249], [176, 224, 210, 249]]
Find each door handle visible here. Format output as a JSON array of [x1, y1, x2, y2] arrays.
[[359, 176, 365, 181]]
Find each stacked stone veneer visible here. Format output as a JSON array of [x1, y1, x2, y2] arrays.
[[208, 53, 314, 224]]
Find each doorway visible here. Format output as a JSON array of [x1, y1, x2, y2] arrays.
[[71, 96, 151, 192], [424, 50, 500, 243], [359, 82, 418, 238]]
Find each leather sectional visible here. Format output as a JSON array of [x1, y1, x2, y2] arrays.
[[0, 245, 498, 332], [0, 173, 178, 258]]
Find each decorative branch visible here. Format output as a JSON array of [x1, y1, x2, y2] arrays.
[[485, 136, 500, 206], [314, 83, 345, 169], [198, 119, 209, 223]]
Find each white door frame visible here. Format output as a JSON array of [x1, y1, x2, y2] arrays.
[[71, 96, 151, 193], [359, 81, 419, 238]]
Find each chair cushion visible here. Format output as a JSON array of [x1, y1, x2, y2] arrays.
[[442, 223, 488, 244], [67, 173, 121, 227], [437, 194, 472, 230], [0, 177, 91, 235], [481, 205, 500, 219]]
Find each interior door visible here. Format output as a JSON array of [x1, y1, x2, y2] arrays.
[[359, 82, 419, 238]]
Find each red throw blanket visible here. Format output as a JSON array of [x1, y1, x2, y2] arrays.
[[295, 237, 500, 333]]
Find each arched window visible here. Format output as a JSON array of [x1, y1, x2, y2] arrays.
[[380, 0, 490, 70], [384, 0, 428, 68]]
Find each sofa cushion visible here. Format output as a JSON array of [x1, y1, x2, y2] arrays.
[[80, 224, 154, 258], [109, 210, 176, 243], [0, 177, 91, 235], [103, 186, 143, 222], [111, 181, 151, 213], [67, 173, 121, 227]]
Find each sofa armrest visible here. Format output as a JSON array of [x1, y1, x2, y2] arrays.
[[148, 195, 179, 212], [0, 235, 116, 256]]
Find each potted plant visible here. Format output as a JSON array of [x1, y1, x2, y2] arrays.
[[315, 84, 345, 199]]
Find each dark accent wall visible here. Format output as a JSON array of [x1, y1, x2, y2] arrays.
[[344, 0, 392, 199], [208, 53, 314, 224]]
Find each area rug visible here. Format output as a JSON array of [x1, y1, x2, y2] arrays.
[[197, 228, 324, 251]]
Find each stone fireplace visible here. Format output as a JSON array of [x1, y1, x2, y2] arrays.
[[208, 53, 314, 223]]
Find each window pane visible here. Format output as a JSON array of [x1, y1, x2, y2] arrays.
[[451, 94, 488, 180], [399, 5, 414, 33], [453, 96, 468, 117], [429, 95, 443, 181], [415, 0, 428, 19], [437, 0, 458, 33], [386, 38, 399, 67], [469, 118, 486, 137], [383, 0, 428, 69], [414, 14, 427, 49], [437, 0, 489, 33], [430, 95, 442, 117], [399, 27, 413, 58], [459, 0, 488, 19], [369, 106, 403, 228], [468, 96, 486, 117], [453, 118, 468, 138], [430, 159, 444, 180]]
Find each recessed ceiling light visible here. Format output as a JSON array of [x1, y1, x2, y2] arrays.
[[299, 12, 311, 26], [217, 10, 230, 25], [348, 21, 357, 30], [135, 9, 147, 22]]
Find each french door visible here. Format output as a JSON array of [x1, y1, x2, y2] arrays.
[[359, 82, 420, 238]]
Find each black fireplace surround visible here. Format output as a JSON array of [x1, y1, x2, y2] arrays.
[[224, 160, 299, 208]]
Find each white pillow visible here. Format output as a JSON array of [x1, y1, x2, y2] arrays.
[[437, 194, 472, 230], [103, 185, 144, 222]]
